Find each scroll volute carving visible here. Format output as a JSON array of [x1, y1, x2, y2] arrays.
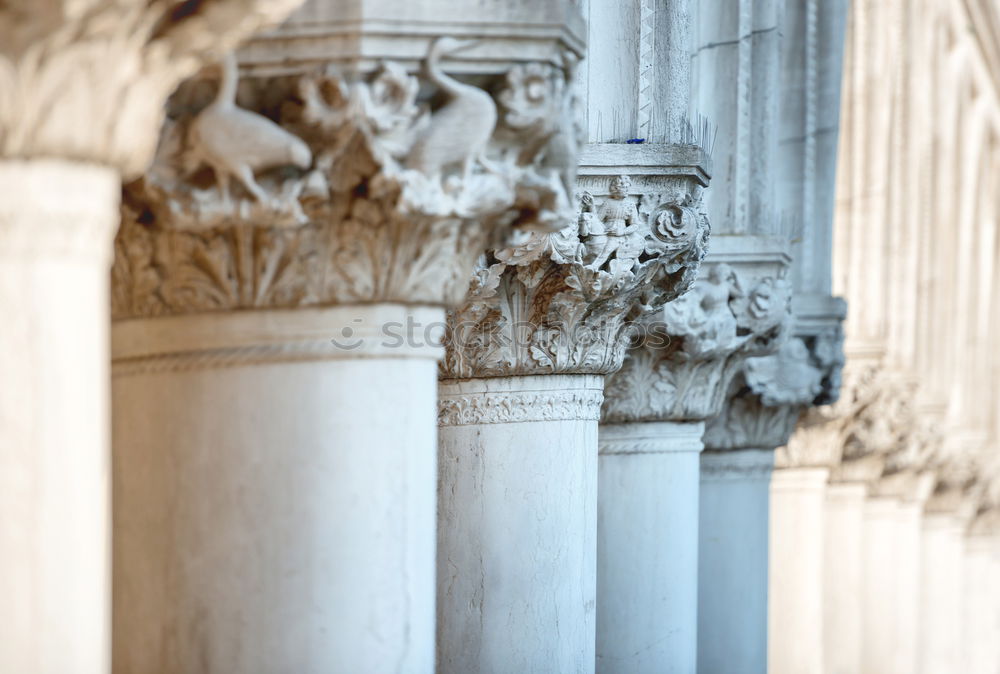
[[112, 41, 583, 319]]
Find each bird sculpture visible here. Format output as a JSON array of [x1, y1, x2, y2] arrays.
[[405, 37, 497, 184], [188, 53, 312, 204]]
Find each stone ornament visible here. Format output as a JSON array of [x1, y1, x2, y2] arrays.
[[601, 262, 791, 424], [441, 168, 711, 379], [703, 331, 839, 451], [112, 40, 581, 318], [0, 0, 304, 176]]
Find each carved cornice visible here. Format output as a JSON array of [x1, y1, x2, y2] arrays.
[[600, 261, 791, 424], [438, 375, 604, 425], [707, 329, 843, 452], [112, 44, 581, 318], [440, 147, 712, 379], [0, 1, 303, 175]]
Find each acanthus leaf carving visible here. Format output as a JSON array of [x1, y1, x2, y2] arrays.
[[112, 40, 582, 318], [601, 261, 792, 424], [441, 166, 712, 379]]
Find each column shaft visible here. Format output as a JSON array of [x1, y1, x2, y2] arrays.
[[0, 161, 118, 673], [861, 497, 901, 674], [437, 375, 601, 673], [769, 467, 829, 674], [697, 448, 774, 674], [918, 513, 966, 674], [893, 500, 924, 674], [597, 421, 703, 674], [823, 482, 867, 674], [113, 305, 440, 672]]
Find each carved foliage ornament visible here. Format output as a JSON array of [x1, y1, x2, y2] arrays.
[[112, 41, 580, 318], [601, 262, 791, 424], [703, 333, 840, 450], [0, 0, 303, 175], [440, 171, 711, 379]]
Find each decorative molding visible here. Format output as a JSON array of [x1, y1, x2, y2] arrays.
[[0, 1, 304, 176], [700, 449, 775, 481], [441, 155, 712, 379], [599, 421, 705, 455], [601, 261, 791, 424], [438, 387, 603, 426], [112, 41, 582, 318]]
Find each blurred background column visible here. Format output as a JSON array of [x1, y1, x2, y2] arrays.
[[694, 0, 850, 669], [0, 3, 303, 671]]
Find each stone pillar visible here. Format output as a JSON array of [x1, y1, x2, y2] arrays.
[[699, 332, 841, 674], [0, 162, 118, 673], [0, 3, 304, 671], [597, 422, 704, 673], [436, 374, 602, 672], [768, 466, 829, 674], [861, 496, 902, 673], [878, 470, 936, 674], [963, 533, 997, 674], [697, 448, 773, 673], [111, 9, 585, 670], [918, 512, 967, 674], [439, 145, 711, 673], [599, 258, 792, 673], [823, 482, 867, 674]]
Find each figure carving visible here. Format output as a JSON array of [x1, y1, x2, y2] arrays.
[[113, 43, 582, 318], [188, 54, 312, 205], [584, 175, 641, 268], [601, 262, 792, 424], [406, 37, 497, 184], [442, 165, 712, 379]]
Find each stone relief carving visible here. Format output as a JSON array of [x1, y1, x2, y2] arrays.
[[440, 169, 711, 379], [600, 262, 791, 424], [438, 388, 604, 426], [0, 0, 304, 175], [703, 335, 833, 451], [112, 40, 580, 318]]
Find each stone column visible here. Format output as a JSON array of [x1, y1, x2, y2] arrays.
[[823, 481, 867, 674], [876, 470, 936, 674], [918, 511, 966, 674], [0, 3, 304, 671], [111, 9, 585, 670], [697, 448, 773, 672], [962, 532, 997, 674], [439, 145, 711, 673], [699, 332, 841, 674], [769, 466, 829, 674], [861, 496, 902, 673], [598, 421, 704, 674], [598, 258, 791, 673]]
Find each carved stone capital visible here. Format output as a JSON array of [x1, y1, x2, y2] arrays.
[[112, 45, 582, 318], [0, 1, 302, 175], [780, 359, 928, 473], [441, 144, 712, 379], [705, 331, 839, 451], [601, 261, 792, 424]]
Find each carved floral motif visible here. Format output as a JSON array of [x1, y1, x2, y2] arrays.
[[601, 262, 791, 424], [112, 40, 581, 318], [441, 169, 711, 379]]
